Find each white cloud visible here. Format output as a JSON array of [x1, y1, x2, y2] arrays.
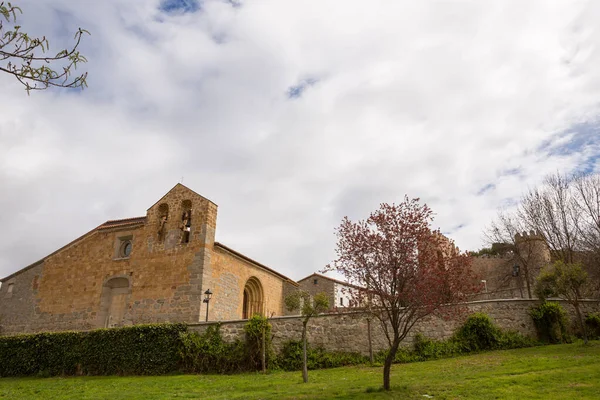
[[2, 0, 600, 280]]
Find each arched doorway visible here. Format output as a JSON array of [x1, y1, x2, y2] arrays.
[[101, 277, 130, 328], [242, 277, 264, 319]]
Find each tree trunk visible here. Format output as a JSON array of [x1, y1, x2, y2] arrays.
[[383, 339, 400, 391], [261, 322, 267, 373], [574, 302, 588, 344], [367, 318, 374, 364], [302, 320, 308, 383]]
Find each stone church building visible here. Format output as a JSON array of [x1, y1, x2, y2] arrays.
[[0, 184, 298, 335]]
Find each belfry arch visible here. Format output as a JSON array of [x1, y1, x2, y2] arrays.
[[242, 277, 264, 319]]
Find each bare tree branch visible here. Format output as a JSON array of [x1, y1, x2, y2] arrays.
[[1, 1, 89, 93]]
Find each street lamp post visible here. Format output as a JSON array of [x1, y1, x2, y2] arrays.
[[203, 289, 213, 322]]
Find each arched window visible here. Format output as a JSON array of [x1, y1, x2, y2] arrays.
[[242, 277, 264, 319], [180, 200, 192, 244]]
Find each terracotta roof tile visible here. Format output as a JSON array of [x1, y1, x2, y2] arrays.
[[298, 272, 364, 290], [97, 216, 146, 230], [214, 242, 298, 285], [2, 216, 146, 281]]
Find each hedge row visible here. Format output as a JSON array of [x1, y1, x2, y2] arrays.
[[0, 323, 187, 377]]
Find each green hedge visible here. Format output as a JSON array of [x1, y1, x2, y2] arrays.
[[0, 323, 187, 377], [178, 325, 248, 374]]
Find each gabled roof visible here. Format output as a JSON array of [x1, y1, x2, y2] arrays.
[[1, 216, 146, 282], [97, 216, 146, 231], [297, 272, 363, 290], [214, 242, 298, 286], [146, 183, 217, 211], [2, 183, 217, 282]]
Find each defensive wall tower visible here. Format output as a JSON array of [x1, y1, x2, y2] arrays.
[[514, 230, 551, 278]]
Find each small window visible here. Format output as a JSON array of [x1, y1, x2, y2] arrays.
[[313, 279, 318, 285], [7, 283, 14, 294], [339, 297, 343, 306], [512, 265, 520, 277], [119, 240, 132, 258]]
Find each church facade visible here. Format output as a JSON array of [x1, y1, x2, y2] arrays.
[[0, 184, 298, 335]]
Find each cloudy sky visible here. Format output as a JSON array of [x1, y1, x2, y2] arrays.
[[2, 0, 600, 281]]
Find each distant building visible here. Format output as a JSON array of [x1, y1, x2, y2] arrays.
[[297, 273, 361, 309]]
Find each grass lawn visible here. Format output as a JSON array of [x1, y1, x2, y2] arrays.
[[1, 341, 599, 399]]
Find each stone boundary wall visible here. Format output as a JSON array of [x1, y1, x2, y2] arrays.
[[189, 299, 600, 355]]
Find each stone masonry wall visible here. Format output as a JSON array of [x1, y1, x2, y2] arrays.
[[0, 262, 45, 335], [297, 274, 336, 308], [471, 256, 528, 300], [207, 246, 293, 320], [189, 299, 600, 355]]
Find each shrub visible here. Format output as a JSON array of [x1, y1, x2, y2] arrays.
[[452, 313, 502, 352], [277, 340, 304, 371], [276, 340, 367, 371], [392, 347, 418, 363], [0, 323, 187, 377], [412, 334, 462, 361], [585, 313, 600, 340], [530, 302, 571, 344], [244, 315, 274, 371], [497, 330, 538, 349], [373, 313, 536, 365], [179, 325, 247, 374], [179, 317, 280, 374]]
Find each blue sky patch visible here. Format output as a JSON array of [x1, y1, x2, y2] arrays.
[[159, 0, 201, 14], [499, 167, 521, 177], [226, 0, 242, 8], [477, 183, 496, 196], [539, 121, 600, 157], [287, 78, 318, 99], [539, 121, 600, 175]]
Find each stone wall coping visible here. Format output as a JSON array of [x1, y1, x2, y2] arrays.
[[188, 298, 600, 327], [463, 297, 600, 305]]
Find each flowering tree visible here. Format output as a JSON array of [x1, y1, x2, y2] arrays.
[[324, 198, 478, 391]]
